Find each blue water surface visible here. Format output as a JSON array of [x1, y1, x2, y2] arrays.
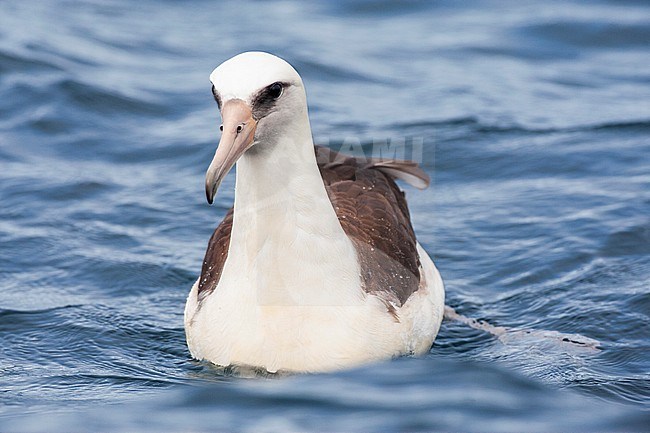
[[1, 0, 649, 431]]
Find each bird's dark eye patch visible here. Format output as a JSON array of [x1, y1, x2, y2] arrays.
[[268, 82, 283, 99], [211, 85, 222, 109], [251, 81, 290, 120]]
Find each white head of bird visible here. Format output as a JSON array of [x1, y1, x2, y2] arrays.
[[205, 51, 314, 204]]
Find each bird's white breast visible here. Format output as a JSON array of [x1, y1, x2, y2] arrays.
[[184, 241, 444, 373]]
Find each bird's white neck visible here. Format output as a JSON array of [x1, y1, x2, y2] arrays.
[[226, 115, 362, 306]]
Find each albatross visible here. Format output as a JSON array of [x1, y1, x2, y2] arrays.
[[184, 52, 444, 373]]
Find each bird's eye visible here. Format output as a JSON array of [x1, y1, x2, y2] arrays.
[[268, 82, 283, 99]]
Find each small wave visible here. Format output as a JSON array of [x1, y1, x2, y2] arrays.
[[588, 120, 650, 132], [390, 117, 650, 135], [0, 304, 82, 319], [292, 58, 388, 84], [0, 146, 22, 163], [0, 50, 64, 74], [601, 224, 650, 258], [391, 116, 479, 130], [323, 0, 438, 17], [462, 45, 577, 61], [391, 117, 547, 134], [28, 116, 73, 134], [43, 180, 116, 201], [574, 375, 650, 407], [523, 20, 650, 49], [57, 78, 168, 116], [62, 254, 195, 297]]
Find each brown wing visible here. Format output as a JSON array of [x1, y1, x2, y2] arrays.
[[315, 145, 430, 190], [197, 207, 233, 302], [316, 145, 424, 307], [197, 146, 427, 306]]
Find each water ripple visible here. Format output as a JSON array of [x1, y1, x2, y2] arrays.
[[1, 0, 649, 430]]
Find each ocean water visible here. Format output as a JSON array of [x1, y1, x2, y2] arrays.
[[1, 0, 649, 431]]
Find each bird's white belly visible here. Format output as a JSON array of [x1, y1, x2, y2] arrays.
[[185, 282, 397, 372], [184, 243, 444, 373]]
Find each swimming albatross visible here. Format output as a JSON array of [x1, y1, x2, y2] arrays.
[[184, 52, 444, 373]]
